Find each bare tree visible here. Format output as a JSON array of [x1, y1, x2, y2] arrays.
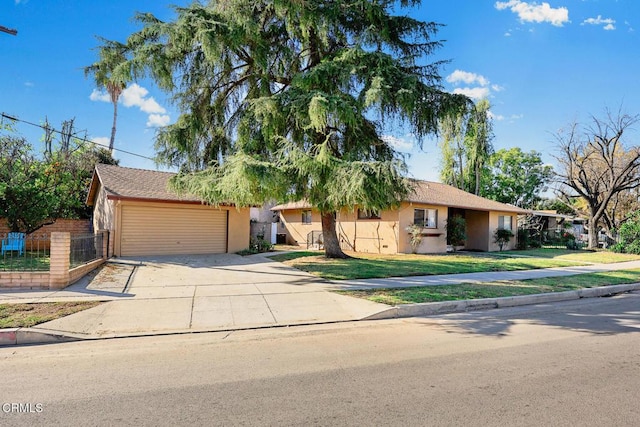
[[553, 109, 640, 249]]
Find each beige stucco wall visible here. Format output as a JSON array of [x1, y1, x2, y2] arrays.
[[397, 202, 448, 254], [279, 203, 449, 254], [278, 205, 519, 254], [92, 183, 115, 233], [336, 209, 399, 254], [488, 211, 517, 251], [465, 210, 490, 251], [227, 206, 250, 253], [278, 209, 324, 247]]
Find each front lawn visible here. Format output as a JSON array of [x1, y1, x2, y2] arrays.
[[505, 248, 640, 264], [0, 302, 101, 328], [268, 251, 588, 280], [339, 269, 640, 305], [0, 251, 50, 271]]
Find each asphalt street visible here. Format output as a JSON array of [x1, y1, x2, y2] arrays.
[[1, 293, 639, 426]]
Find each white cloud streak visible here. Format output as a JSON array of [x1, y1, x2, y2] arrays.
[[446, 70, 489, 86], [89, 83, 170, 128], [453, 87, 491, 100], [582, 15, 616, 31], [381, 135, 413, 152], [495, 1, 569, 27], [146, 114, 171, 127]]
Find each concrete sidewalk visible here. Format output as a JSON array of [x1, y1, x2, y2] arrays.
[[324, 260, 640, 290], [2, 256, 640, 345]]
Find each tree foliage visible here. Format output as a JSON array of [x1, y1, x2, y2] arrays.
[[553, 109, 640, 249], [439, 99, 493, 194], [0, 125, 118, 234], [91, 0, 468, 257], [611, 211, 640, 254], [481, 147, 553, 208]]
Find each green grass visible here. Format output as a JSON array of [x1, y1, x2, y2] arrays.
[[506, 248, 640, 264], [269, 251, 587, 280], [0, 302, 102, 328], [339, 269, 640, 305], [0, 251, 50, 271]]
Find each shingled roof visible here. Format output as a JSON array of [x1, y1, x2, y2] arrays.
[[271, 180, 528, 214], [86, 164, 203, 205]]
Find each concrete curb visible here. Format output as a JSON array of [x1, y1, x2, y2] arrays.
[[362, 283, 640, 320], [0, 328, 81, 346]]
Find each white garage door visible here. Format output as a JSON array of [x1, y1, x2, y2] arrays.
[[120, 204, 228, 256]]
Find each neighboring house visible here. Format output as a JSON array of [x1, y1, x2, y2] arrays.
[[524, 211, 587, 242], [87, 164, 250, 257], [272, 180, 528, 254]]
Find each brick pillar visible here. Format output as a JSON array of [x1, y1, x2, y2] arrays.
[[49, 232, 70, 289]]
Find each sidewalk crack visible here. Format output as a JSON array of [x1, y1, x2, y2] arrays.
[[188, 286, 196, 328]]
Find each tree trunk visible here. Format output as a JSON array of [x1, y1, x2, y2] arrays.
[[588, 212, 599, 249], [109, 100, 118, 152], [321, 212, 349, 258]]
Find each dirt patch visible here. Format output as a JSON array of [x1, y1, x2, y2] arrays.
[[0, 301, 102, 328], [85, 263, 135, 292]]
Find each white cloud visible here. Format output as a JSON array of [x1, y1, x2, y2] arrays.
[[446, 70, 489, 86], [89, 89, 111, 102], [495, 1, 570, 27], [120, 84, 166, 114], [491, 84, 505, 92], [91, 137, 110, 148], [146, 114, 171, 128], [381, 135, 413, 152], [24, 81, 34, 87], [453, 87, 491, 100], [582, 15, 616, 30], [488, 111, 505, 121], [90, 83, 170, 128]]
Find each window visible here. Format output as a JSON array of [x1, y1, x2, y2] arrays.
[[498, 215, 512, 231], [302, 210, 312, 224], [414, 209, 437, 228], [357, 209, 381, 220]]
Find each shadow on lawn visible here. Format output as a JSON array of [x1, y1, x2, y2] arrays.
[[431, 292, 640, 337]]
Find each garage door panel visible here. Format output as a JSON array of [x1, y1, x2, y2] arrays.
[[120, 205, 227, 256]]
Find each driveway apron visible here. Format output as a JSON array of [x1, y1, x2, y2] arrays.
[[33, 254, 387, 337]]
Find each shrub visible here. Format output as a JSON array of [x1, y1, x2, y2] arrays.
[[612, 212, 640, 254], [237, 237, 274, 255], [516, 228, 529, 250], [446, 216, 466, 250], [494, 228, 514, 251], [405, 223, 423, 254]]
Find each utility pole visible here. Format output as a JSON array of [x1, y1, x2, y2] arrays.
[[0, 25, 18, 36]]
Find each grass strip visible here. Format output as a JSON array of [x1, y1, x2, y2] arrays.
[[337, 269, 640, 305], [0, 301, 102, 328], [269, 251, 586, 280]]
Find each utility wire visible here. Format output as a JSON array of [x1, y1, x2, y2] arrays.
[[1, 112, 157, 161]]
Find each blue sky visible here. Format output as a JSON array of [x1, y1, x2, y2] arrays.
[[1, 0, 638, 182]]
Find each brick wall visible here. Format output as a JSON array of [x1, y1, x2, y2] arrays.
[[0, 231, 107, 290], [0, 218, 91, 250]]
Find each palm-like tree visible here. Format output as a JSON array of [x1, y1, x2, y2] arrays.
[[85, 39, 128, 153]]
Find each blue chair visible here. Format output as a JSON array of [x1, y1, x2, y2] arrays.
[[1, 232, 26, 256]]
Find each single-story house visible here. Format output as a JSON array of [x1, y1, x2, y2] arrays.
[[271, 180, 529, 254], [87, 164, 250, 257], [523, 210, 587, 242]]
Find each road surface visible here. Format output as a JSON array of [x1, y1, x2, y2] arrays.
[[1, 293, 639, 426]]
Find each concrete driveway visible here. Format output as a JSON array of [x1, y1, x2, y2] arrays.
[[30, 254, 388, 338]]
